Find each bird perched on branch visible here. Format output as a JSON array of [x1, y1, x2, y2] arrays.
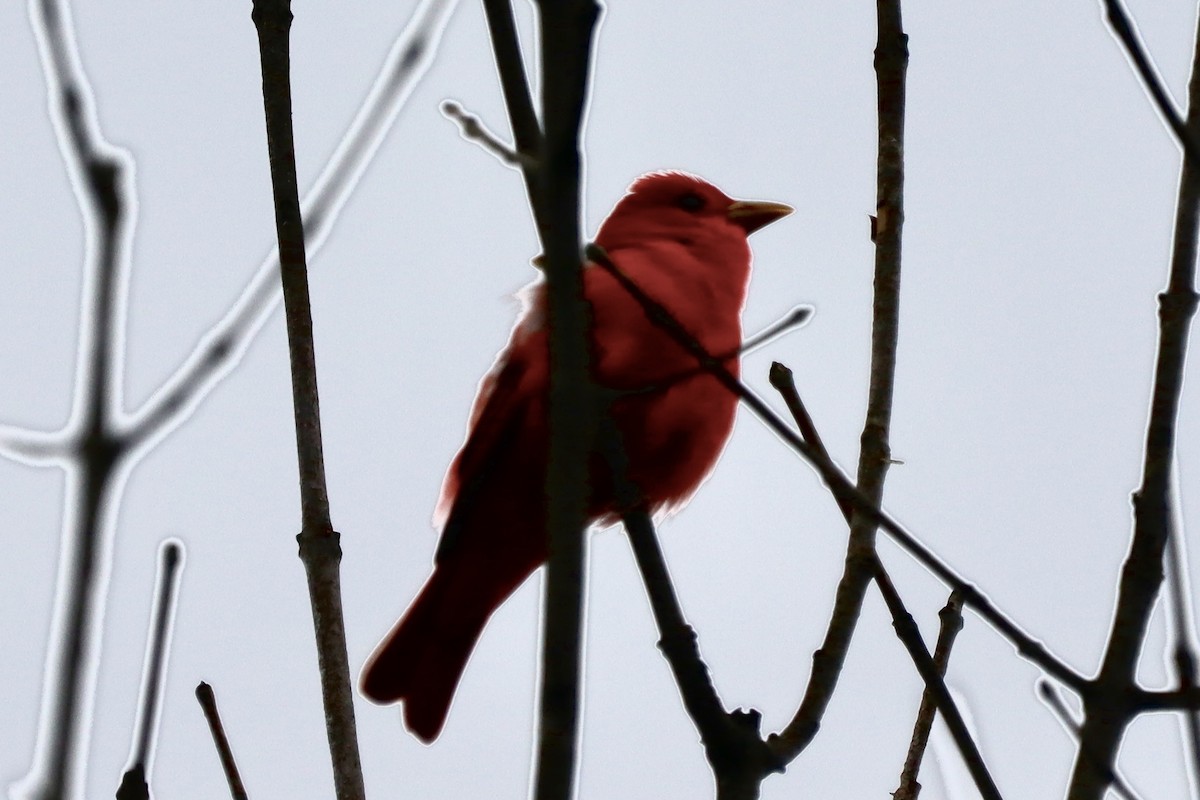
[[361, 171, 792, 742]]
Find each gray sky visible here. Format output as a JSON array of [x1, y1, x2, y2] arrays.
[[2, 0, 1198, 797]]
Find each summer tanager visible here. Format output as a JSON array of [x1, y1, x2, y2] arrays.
[[361, 171, 791, 742]]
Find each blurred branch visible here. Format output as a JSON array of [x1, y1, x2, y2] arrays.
[[123, 0, 458, 450], [1068, 5, 1200, 797], [196, 682, 250, 800], [119, 540, 186, 797], [739, 306, 814, 357], [441, 100, 534, 168], [250, 2, 363, 797], [893, 592, 964, 800], [13, 1, 137, 796], [9, 3, 454, 794]]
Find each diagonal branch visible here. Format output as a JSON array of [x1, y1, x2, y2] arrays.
[[769, 366, 1000, 799], [585, 241, 1087, 691]]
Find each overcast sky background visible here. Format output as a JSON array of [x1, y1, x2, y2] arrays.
[[2, 0, 1199, 797]]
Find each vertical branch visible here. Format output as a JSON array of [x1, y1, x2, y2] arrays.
[[530, 2, 599, 799], [773, 0, 908, 758], [1067, 7, 1200, 798], [250, 3, 364, 798], [16, 1, 137, 797]]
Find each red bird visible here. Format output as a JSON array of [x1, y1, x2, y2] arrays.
[[361, 171, 791, 742]]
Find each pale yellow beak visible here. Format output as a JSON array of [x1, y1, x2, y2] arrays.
[[727, 199, 793, 234]]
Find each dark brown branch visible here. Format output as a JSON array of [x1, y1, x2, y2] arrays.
[[251, 3, 363, 798], [1068, 5, 1200, 797], [529, 3, 600, 800], [195, 682, 249, 800], [893, 592, 964, 800]]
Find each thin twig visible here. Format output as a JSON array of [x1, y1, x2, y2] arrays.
[[195, 682, 249, 800], [441, 100, 534, 168], [739, 306, 814, 356], [894, 592, 964, 800], [1101, 0, 1200, 162], [529, 3, 600, 800], [251, 3, 363, 798], [1068, 5, 1200, 796], [874, 576, 1001, 800], [123, 540, 186, 790]]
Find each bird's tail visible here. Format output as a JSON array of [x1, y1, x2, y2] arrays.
[[360, 550, 537, 742]]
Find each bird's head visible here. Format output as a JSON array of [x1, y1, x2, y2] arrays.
[[594, 171, 792, 252]]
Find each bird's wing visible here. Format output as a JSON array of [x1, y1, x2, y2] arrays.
[[435, 324, 547, 563]]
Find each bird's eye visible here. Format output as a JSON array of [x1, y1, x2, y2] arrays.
[[676, 192, 706, 212]]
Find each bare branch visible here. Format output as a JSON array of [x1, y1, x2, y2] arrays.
[[195, 682, 249, 800], [1068, 5, 1200, 796], [894, 592, 964, 800]]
